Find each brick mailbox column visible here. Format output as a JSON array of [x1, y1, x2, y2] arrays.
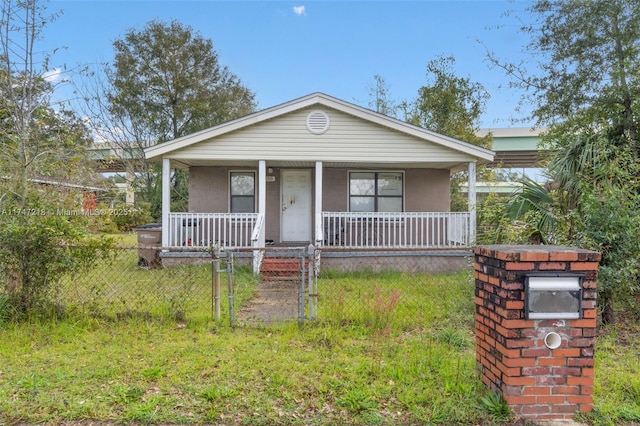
[[473, 245, 600, 421]]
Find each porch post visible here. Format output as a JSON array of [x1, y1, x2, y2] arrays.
[[258, 160, 266, 246], [468, 161, 477, 245], [315, 161, 323, 245], [161, 158, 171, 247]]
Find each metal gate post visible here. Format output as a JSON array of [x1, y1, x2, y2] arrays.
[[307, 244, 316, 320], [298, 252, 306, 323], [227, 250, 235, 327]]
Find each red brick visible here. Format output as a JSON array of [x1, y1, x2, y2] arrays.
[[536, 376, 566, 386], [523, 386, 551, 396], [503, 375, 536, 386], [504, 395, 536, 405], [537, 395, 567, 404], [567, 395, 593, 405], [550, 251, 578, 262], [494, 251, 520, 261], [570, 318, 597, 328], [553, 367, 581, 376], [567, 358, 594, 367], [552, 386, 580, 395], [551, 404, 580, 413], [553, 348, 581, 357], [497, 363, 522, 377], [521, 348, 552, 358], [502, 319, 535, 329], [567, 377, 594, 386], [539, 262, 567, 270], [581, 368, 595, 377], [570, 262, 599, 271], [579, 403, 594, 413], [505, 300, 525, 310], [520, 405, 551, 414], [519, 251, 550, 262], [503, 357, 536, 368], [505, 261, 536, 271], [506, 338, 536, 349], [538, 357, 567, 367], [581, 348, 595, 357], [569, 337, 595, 347], [496, 343, 522, 358], [582, 309, 597, 319], [582, 386, 594, 395], [504, 385, 523, 396], [522, 366, 551, 376], [496, 324, 520, 338]]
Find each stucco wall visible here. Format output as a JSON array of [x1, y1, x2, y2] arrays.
[[189, 166, 229, 213], [189, 166, 452, 243], [405, 169, 450, 211]]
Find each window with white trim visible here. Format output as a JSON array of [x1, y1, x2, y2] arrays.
[[230, 172, 255, 213], [349, 171, 403, 212]]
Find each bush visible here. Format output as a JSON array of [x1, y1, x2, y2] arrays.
[[0, 199, 115, 317], [110, 201, 153, 232]]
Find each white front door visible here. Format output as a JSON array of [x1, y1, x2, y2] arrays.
[[281, 169, 311, 242]]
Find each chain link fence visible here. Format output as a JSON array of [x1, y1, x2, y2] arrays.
[[4, 246, 474, 328]]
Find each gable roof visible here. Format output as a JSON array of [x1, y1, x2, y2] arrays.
[[145, 92, 494, 167]]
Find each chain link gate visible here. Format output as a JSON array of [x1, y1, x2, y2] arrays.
[[226, 246, 317, 327]]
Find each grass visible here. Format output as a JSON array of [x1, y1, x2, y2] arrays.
[[52, 232, 259, 323], [0, 238, 639, 425]]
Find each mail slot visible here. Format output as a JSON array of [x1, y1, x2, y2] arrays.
[[525, 273, 583, 319]]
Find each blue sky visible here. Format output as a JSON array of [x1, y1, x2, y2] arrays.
[[44, 0, 536, 129]]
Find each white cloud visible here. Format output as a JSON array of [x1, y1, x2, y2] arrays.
[[43, 68, 69, 83], [292, 5, 306, 16]]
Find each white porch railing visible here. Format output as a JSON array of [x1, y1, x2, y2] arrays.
[[167, 211, 470, 250], [320, 211, 470, 248], [167, 212, 260, 248]]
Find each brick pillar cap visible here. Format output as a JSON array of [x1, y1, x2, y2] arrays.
[[473, 245, 601, 261]]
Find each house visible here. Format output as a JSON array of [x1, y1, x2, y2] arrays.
[[144, 93, 495, 273]]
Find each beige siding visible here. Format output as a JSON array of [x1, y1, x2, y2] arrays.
[[169, 107, 474, 163]]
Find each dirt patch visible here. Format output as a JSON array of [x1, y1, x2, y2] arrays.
[[237, 277, 302, 326]]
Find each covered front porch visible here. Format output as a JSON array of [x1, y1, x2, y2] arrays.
[[160, 159, 479, 251]]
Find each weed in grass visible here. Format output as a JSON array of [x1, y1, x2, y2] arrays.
[[141, 366, 165, 380], [124, 394, 164, 422], [337, 388, 378, 414], [112, 383, 145, 403], [478, 389, 511, 421], [201, 385, 239, 402], [435, 325, 471, 350]]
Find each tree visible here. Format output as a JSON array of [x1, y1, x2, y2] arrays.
[[409, 56, 491, 149], [491, 0, 640, 324], [81, 19, 257, 217], [0, 0, 113, 317], [109, 19, 256, 143], [0, 0, 98, 206], [408, 56, 493, 211], [367, 75, 400, 118]]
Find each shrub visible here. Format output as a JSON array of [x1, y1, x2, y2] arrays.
[[0, 199, 114, 317]]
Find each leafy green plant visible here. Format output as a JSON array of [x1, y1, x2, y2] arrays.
[[478, 390, 511, 421], [0, 202, 115, 318], [435, 325, 471, 349]]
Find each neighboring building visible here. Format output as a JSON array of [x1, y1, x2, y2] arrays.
[[144, 93, 495, 272]]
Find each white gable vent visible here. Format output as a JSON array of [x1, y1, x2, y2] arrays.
[[306, 110, 330, 134]]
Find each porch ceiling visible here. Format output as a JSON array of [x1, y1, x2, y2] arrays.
[[168, 158, 468, 170]]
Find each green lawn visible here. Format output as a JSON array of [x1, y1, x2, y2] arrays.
[[0, 246, 638, 425]]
